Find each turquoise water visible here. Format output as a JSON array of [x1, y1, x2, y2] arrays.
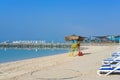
[[0, 49, 68, 63]]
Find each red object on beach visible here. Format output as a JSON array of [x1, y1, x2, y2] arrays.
[[78, 51, 83, 56]]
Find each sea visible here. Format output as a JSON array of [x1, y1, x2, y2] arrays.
[[0, 48, 68, 63]]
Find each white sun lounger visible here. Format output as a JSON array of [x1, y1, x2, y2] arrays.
[[101, 61, 119, 68], [111, 50, 120, 57], [112, 52, 120, 57], [97, 47, 120, 76], [102, 57, 120, 65], [97, 62, 120, 76], [102, 56, 120, 65]]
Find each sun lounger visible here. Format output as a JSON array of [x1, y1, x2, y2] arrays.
[[103, 59, 120, 65], [101, 62, 119, 68], [112, 52, 120, 58], [97, 62, 120, 76], [102, 56, 120, 65], [111, 51, 120, 57], [97, 47, 120, 76]]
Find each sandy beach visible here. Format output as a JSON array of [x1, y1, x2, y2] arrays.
[[0, 45, 120, 80]]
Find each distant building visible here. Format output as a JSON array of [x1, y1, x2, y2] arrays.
[[93, 35, 120, 43], [82, 37, 90, 43], [114, 35, 120, 43], [94, 36, 109, 42]]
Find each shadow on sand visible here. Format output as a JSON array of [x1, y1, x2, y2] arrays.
[[83, 53, 92, 55]]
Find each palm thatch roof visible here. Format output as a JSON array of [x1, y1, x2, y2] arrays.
[[65, 35, 84, 41]]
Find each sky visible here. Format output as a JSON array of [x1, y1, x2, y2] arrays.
[[0, 0, 120, 42]]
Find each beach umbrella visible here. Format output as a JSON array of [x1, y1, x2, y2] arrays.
[[65, 35, 84, 41], [65, 35, 84, 54]]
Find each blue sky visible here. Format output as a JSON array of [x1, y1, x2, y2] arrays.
[[0, 0, 120, 42]]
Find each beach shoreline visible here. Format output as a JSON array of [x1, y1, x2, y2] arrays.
[[0, 45, 120, 80]]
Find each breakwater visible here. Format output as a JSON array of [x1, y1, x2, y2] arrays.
[[0, 42, 119, 49], [0, 43, 71, 49]]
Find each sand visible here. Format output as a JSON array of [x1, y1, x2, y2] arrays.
[[0, 45, 120, 80]]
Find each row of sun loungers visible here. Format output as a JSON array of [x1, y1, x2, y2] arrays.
[[97, 48, 120, 76]]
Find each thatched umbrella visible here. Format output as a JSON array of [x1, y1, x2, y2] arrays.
[[65, 35, 84, 41], [65, 35, 84, 55]]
